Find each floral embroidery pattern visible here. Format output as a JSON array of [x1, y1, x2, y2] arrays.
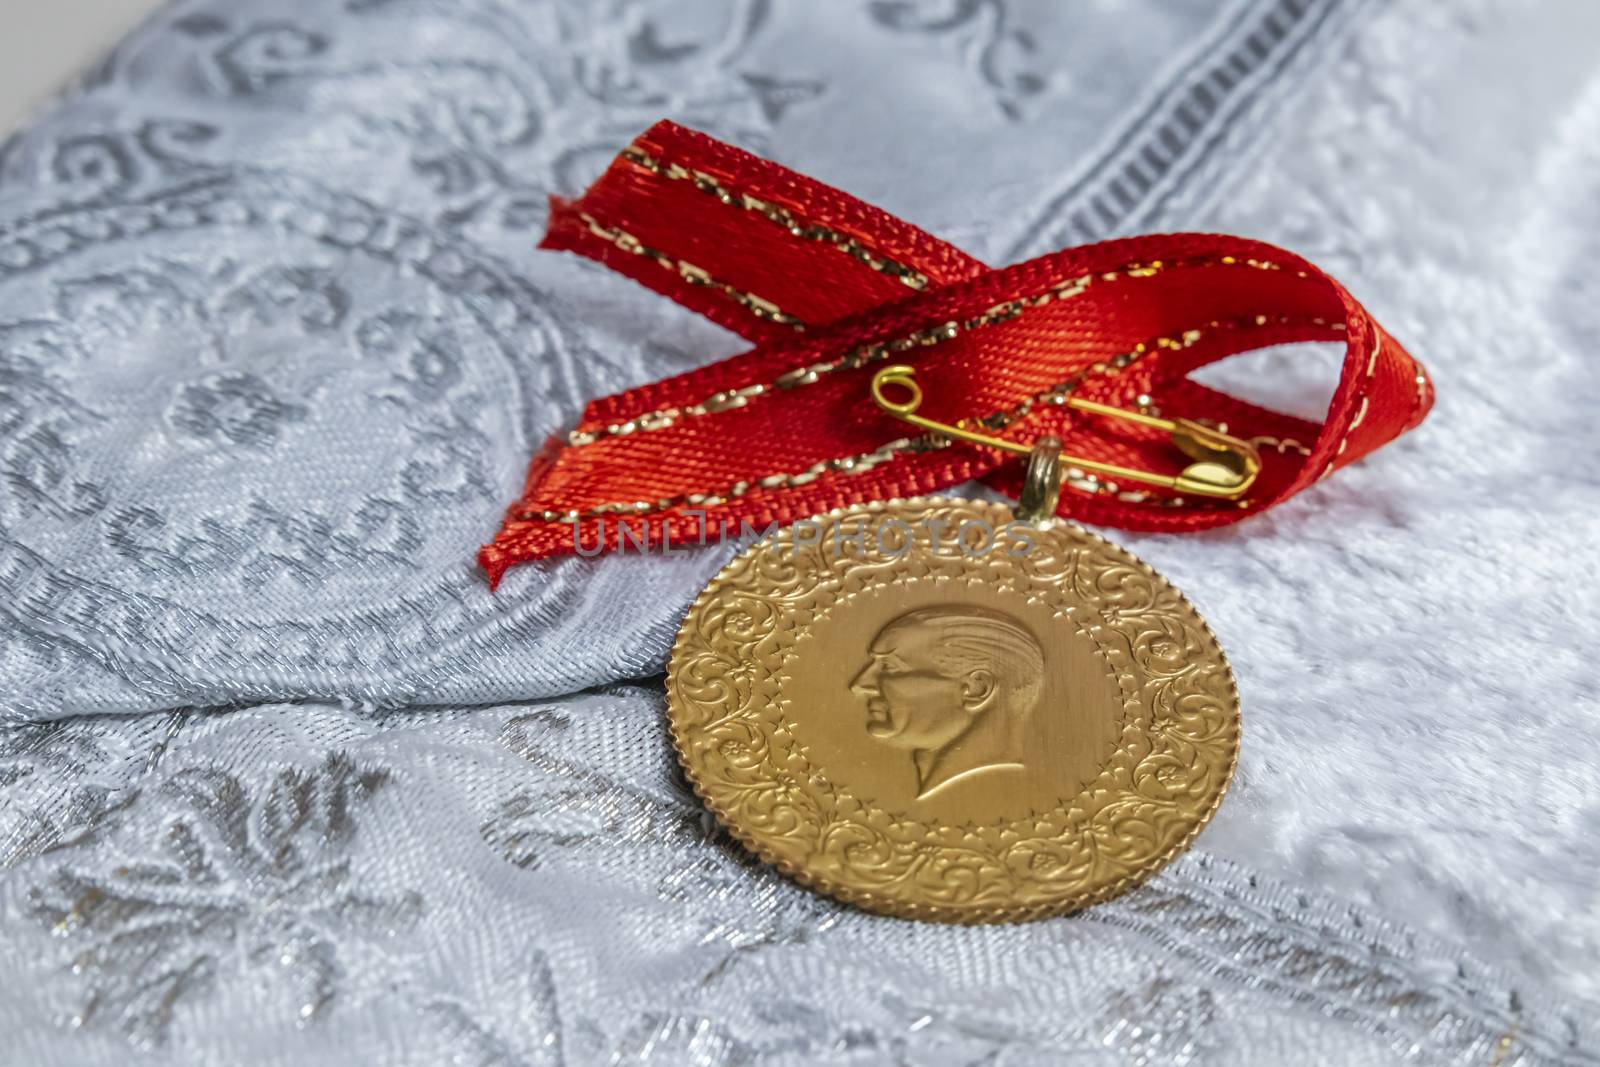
[[29, 754, 420, 1046], [167, 372, 309, 449], [0, 722, 138, 867]]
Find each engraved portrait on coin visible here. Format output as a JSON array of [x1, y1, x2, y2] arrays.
[[849, 606, 1043, 799], [667, 497, 1239, 923]]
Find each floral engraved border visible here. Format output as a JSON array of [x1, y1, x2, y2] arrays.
[[667, 497, 1239, 922]]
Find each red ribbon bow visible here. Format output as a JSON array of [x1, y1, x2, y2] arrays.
[[480, 121, 1432, 587]]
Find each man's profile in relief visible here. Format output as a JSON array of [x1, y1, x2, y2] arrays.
[[848, 605, 1045, 799]]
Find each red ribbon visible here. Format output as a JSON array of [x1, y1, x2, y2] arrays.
[[480, 121, 1432, 587]]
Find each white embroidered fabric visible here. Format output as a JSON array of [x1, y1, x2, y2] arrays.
[[0, 0, 1596, 1063]]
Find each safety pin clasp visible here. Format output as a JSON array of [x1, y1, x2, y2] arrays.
[[869, 365, 1260, 499]]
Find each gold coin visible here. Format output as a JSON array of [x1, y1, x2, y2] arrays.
[[666, 497, 1239, 923]]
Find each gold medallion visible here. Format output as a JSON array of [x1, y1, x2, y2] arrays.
[[666, 495, 1240, 923]]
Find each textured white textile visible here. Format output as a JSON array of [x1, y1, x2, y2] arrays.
[[0, 0, 1596, 1063]]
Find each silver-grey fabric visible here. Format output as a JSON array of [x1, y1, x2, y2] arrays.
[[1, 0, 1596, 1063]]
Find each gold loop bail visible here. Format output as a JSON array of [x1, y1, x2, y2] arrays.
[[1016, 436, 1062, 524]]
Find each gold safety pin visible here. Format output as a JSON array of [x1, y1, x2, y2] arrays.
[[869, 364, 1260, 499]]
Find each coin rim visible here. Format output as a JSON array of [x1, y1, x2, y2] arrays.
[[665, 495, 1241, 923]]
